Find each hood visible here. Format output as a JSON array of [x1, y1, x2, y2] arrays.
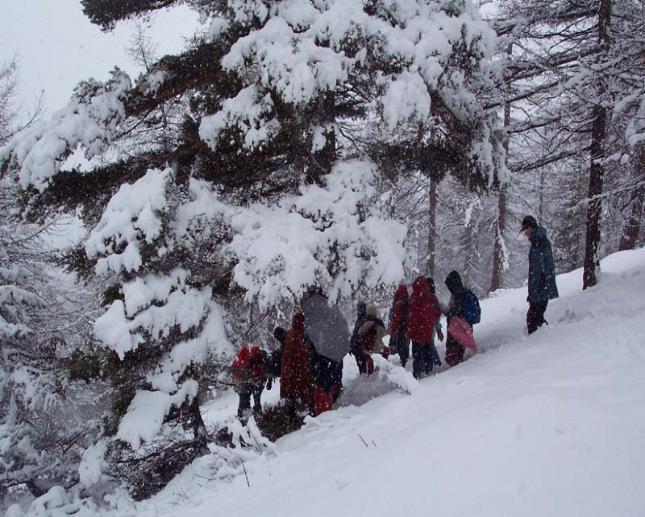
[[412, 276, 428, 294], [445, 270, 464, 293], [366, 303, 380, 319], [273, 326, 287, 343], [236, 345, 250, 362], [292, 312, 305, 332], [394, 283, 408, 302]]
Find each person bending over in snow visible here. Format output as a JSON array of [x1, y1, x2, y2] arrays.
[[232, 345, 273, 419], [356, 303, 390, 376], [520, 215, 559, 334]]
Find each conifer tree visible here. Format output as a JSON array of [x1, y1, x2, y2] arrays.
[[1, 0, 505, 495]]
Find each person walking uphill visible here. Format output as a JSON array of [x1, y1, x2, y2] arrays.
[[389, 284, 411, 367], [280, 313, 313, 411], [443, 271, 466, 367], [232, 345, 272, 418], [302, 291, 351, 414], [521, 216, 559, 334], [407, 276, 442, 379], [356, 303, 389, 375]]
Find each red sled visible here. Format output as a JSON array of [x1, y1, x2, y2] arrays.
[[448, 316, 477, 351], [314, 387, 333, 416]]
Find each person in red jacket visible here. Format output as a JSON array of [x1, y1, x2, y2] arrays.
[[232, 345, 272, 418], [407, 276, 442, 379], [280, 312, 313, 412]]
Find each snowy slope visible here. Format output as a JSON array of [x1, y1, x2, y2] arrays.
[[19, 248, 645, 516]]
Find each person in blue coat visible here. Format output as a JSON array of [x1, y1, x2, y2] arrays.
[[521, 215, 559, 334]]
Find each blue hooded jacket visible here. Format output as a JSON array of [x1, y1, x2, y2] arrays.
[[528, 226, 559, 303]]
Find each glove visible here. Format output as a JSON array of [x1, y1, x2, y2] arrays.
[[381, 346, 390, 359]]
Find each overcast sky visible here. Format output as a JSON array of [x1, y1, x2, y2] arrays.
[[1, 0, 199, 118]]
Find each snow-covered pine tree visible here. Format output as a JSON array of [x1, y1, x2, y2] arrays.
[[1, 0, 505, 495], [0, 62, 98, 500]]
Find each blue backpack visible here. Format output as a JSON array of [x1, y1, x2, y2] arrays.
[[462, 289, 481, 325]]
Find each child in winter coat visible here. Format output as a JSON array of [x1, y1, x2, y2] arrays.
[[443, 270, 466, 366], [232, 345, 272, 418], [356, 303, 390, 376], [407, 276, 442, 379]]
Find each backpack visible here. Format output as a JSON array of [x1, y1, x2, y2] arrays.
[[462, 289, 481, 325]]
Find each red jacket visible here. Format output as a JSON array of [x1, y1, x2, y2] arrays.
[[280, 313, 312, 405], [407, 277, 441, 343], [389, 284, 409, 335]]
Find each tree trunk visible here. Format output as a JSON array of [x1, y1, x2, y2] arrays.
[[427, 178, 438, 277], [583, 0, 611, 290], [463, 203, 476, 281], [490, 66, 511, 294], [490, 188, 507, 293], [619, 148, 644, 250]]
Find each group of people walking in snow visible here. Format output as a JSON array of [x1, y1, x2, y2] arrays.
[[232, 215, 559, 420]]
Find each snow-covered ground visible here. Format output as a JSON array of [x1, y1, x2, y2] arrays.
[[16, 247, 645, 516]]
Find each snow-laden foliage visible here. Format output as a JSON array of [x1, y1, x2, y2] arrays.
[[226, 159, 409, 308], [0, 176, 98, 500], [0, 68, 130, 191], [198, 0, 503, 183], [84, 168, 232, 450]]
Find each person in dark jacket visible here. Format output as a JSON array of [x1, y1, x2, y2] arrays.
[[521, 216, 559, 334], [389, 284, 411, 367], [408, 276, 442, 378], [443, 271, 466, 367], [302, 291, 350, 406], [270, 326, 287, 377]]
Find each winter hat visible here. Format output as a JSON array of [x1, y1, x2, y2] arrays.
[[520, 215, 538, 232], [365, 303, 380, 319], [273, 326, 286, 343], [445, 270, 464, 293]]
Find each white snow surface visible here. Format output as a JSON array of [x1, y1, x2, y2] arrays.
[[25, 246, 643, 517]]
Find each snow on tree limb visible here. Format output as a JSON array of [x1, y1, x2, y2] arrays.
[[0, 69, 130, 191], [225, 159, 409, 309]]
